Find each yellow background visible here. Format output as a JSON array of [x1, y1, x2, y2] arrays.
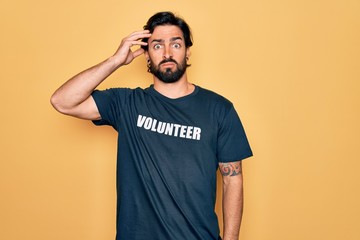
[[1, 0, 359, 239]]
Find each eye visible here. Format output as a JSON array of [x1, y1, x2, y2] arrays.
[[172, 43, 181, 49], [153, 44, 162, 50]]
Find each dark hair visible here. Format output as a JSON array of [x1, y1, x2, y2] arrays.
[[141, 11, 193, 51]]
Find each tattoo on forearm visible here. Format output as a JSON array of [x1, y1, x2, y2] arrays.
[[219, 162, 242, 176]]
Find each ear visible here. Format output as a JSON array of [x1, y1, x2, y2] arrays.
[[144, 50, 149, 61], [186, 48, 191, 59]]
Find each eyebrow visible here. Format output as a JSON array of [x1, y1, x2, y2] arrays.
[[151, 37, 183, 43]]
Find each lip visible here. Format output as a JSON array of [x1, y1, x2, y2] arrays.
[[161, 62, 176, 67]]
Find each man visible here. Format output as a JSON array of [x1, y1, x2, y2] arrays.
[[51, 11, 252, 240]]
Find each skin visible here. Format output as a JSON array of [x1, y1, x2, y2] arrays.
[[219, 161, 244, 240], [50, 25, 244, 240], [145, 25, 194, 98]]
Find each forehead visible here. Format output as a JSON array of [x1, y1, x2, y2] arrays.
[[149, 25, 184, 41]]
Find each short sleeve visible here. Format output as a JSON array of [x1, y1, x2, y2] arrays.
[[91, 88, 132, 129], [217, 106, 253, 163]]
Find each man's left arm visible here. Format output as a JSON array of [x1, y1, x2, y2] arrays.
[[219, 160, 244, 240]]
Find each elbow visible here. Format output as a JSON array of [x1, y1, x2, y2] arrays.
[[222, 174, 243, 189], [50, 93, 69, 115], [50, 93, 59, 111]]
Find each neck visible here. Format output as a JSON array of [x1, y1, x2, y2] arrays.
[[153, 74, 195, 99]]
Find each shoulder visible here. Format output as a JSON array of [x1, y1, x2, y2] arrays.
[[196, 85, 234, 110]]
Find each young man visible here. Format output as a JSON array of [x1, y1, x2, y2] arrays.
[[51, 11, 252, 240]]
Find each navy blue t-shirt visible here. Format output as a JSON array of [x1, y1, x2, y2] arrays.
[[91, 85, 252, 240]]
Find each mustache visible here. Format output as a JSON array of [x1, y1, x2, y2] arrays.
[[159, 58, 178, 65]]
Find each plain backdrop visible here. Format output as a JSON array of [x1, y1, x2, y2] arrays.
[[1, 0, 359, 239]]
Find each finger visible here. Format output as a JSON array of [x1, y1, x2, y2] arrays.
[[121, 39, 147, 49], [128, 31, 151, 40], [131, 40, 148, 46], [128, 34, 152, 42], [119, 31, 151, 50], [129, 30, 150, 36], [132, 48, 145, 58]]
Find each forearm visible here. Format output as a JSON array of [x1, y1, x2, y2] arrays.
[[222, 178, 243, 240], [50, 56, 120, 112], [220, 161, 244, 240]]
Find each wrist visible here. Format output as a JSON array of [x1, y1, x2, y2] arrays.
[[107, 55, 124, 70], [223, 237, 239, 240], [223, 232, 240, 240]]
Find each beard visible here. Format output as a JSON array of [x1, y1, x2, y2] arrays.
[[149, 57, 187, 84]]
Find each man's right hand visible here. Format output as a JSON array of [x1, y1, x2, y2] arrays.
[[113, 30, 151, 67]]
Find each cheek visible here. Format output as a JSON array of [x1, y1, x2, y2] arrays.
[[149, 50, 163, 59], [148, 54, 160, 65], [149, 57, 160, 69], [175, 49, 187, 58]]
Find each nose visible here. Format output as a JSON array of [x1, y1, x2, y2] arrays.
[[163, 45, 173, 59]]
